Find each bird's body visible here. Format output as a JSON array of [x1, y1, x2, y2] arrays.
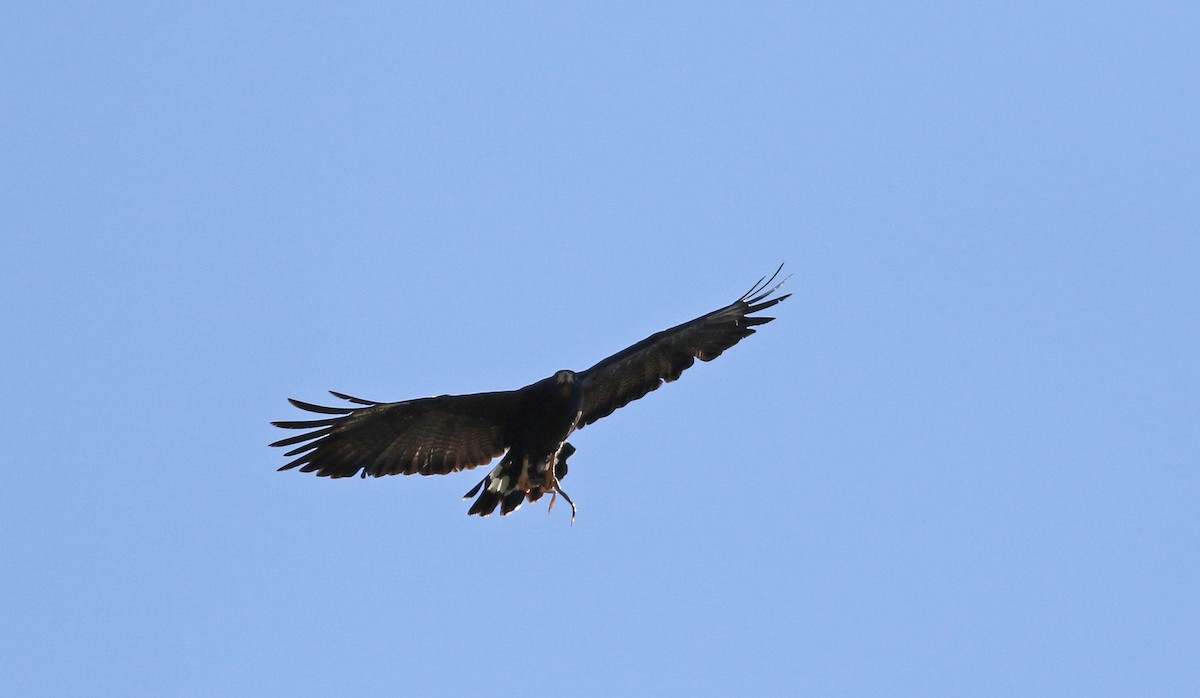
[[462, 370, 583, 517], [272, 267, 789, 519]]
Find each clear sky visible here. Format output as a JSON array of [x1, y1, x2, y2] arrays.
[[2, 2, 1197, 696]]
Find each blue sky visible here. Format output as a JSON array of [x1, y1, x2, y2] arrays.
[[2, 2, 1197, 696]]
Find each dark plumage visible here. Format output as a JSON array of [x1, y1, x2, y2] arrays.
[[271, 266, 790, 519]]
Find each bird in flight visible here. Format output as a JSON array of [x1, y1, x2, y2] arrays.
[[271, 266, 789, 520]]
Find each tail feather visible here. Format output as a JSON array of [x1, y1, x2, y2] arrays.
[[462, 443, 575, 517]]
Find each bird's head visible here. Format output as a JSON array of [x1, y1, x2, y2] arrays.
[[553, 369, 576, 386]]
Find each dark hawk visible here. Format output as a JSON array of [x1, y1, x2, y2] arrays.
[[271, 266, 789, 520]]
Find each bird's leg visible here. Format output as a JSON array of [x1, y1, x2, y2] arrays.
[[544, 454, 576, 523], [545, 467, 560, 515]]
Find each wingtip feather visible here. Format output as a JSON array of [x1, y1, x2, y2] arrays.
[[287, 398, 355, 415], [329, 390, 377, 405]]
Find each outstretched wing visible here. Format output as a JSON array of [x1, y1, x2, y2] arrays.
[[270, 390, 517, 478], [575, 266, 790, 428]]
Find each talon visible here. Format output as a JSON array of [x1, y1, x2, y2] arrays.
[[541, 444, 577, 521], [544, 470, 575, 522], [554, 484, 576, 523]]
